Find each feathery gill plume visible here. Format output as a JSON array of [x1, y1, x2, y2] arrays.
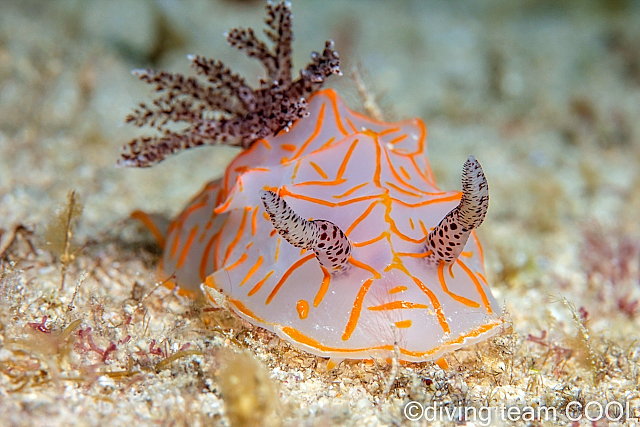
[[119, 1, 340, 167]]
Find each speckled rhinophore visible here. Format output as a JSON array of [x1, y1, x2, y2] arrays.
[[137, 89, 502, 363]]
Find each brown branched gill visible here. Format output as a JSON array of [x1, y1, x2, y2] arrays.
[[119, 1, 340, 167]]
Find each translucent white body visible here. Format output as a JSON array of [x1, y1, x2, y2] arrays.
[[152, 89, 502, 362]]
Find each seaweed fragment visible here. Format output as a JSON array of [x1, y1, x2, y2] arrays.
[[350, 64, 384, 121], [560, 297, 605, 385], [119, 1, 340, 168], [0, 224, 36, 261], [43, 190, 84, 290], [581, 222, 640, 318]]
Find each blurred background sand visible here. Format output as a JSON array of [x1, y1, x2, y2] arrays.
[[1, 0, 640, 425]]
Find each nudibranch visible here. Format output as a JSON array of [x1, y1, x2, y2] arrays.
[[122, 2, 502, 364]]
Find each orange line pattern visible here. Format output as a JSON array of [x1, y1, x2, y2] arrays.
[[177, 225, 198, 269], [248, 271, 273, 296], [333, 182, 368, 199], [342, 278, 374, 341], [226, 253, 248, 271], [239, 256, 263, 287], [200, 228, 222, 281], [456, 259, 493, 314], [437, 261, 480, 308], [222, 208, 248, 265], [395, 320, 412, 328], [131, 211, 166, 248], [368, 301, 430, 311], [279, 319, 501, 359], [314, 266, 331, 307], [412, 277, 450, 334], [309, 161, 328, 179], [349, 256, 381, 279], [266, 253, 316, 305], [155, 89, 498, 363]]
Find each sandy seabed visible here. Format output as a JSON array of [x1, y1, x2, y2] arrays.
[[1, 0, 640, 425]]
